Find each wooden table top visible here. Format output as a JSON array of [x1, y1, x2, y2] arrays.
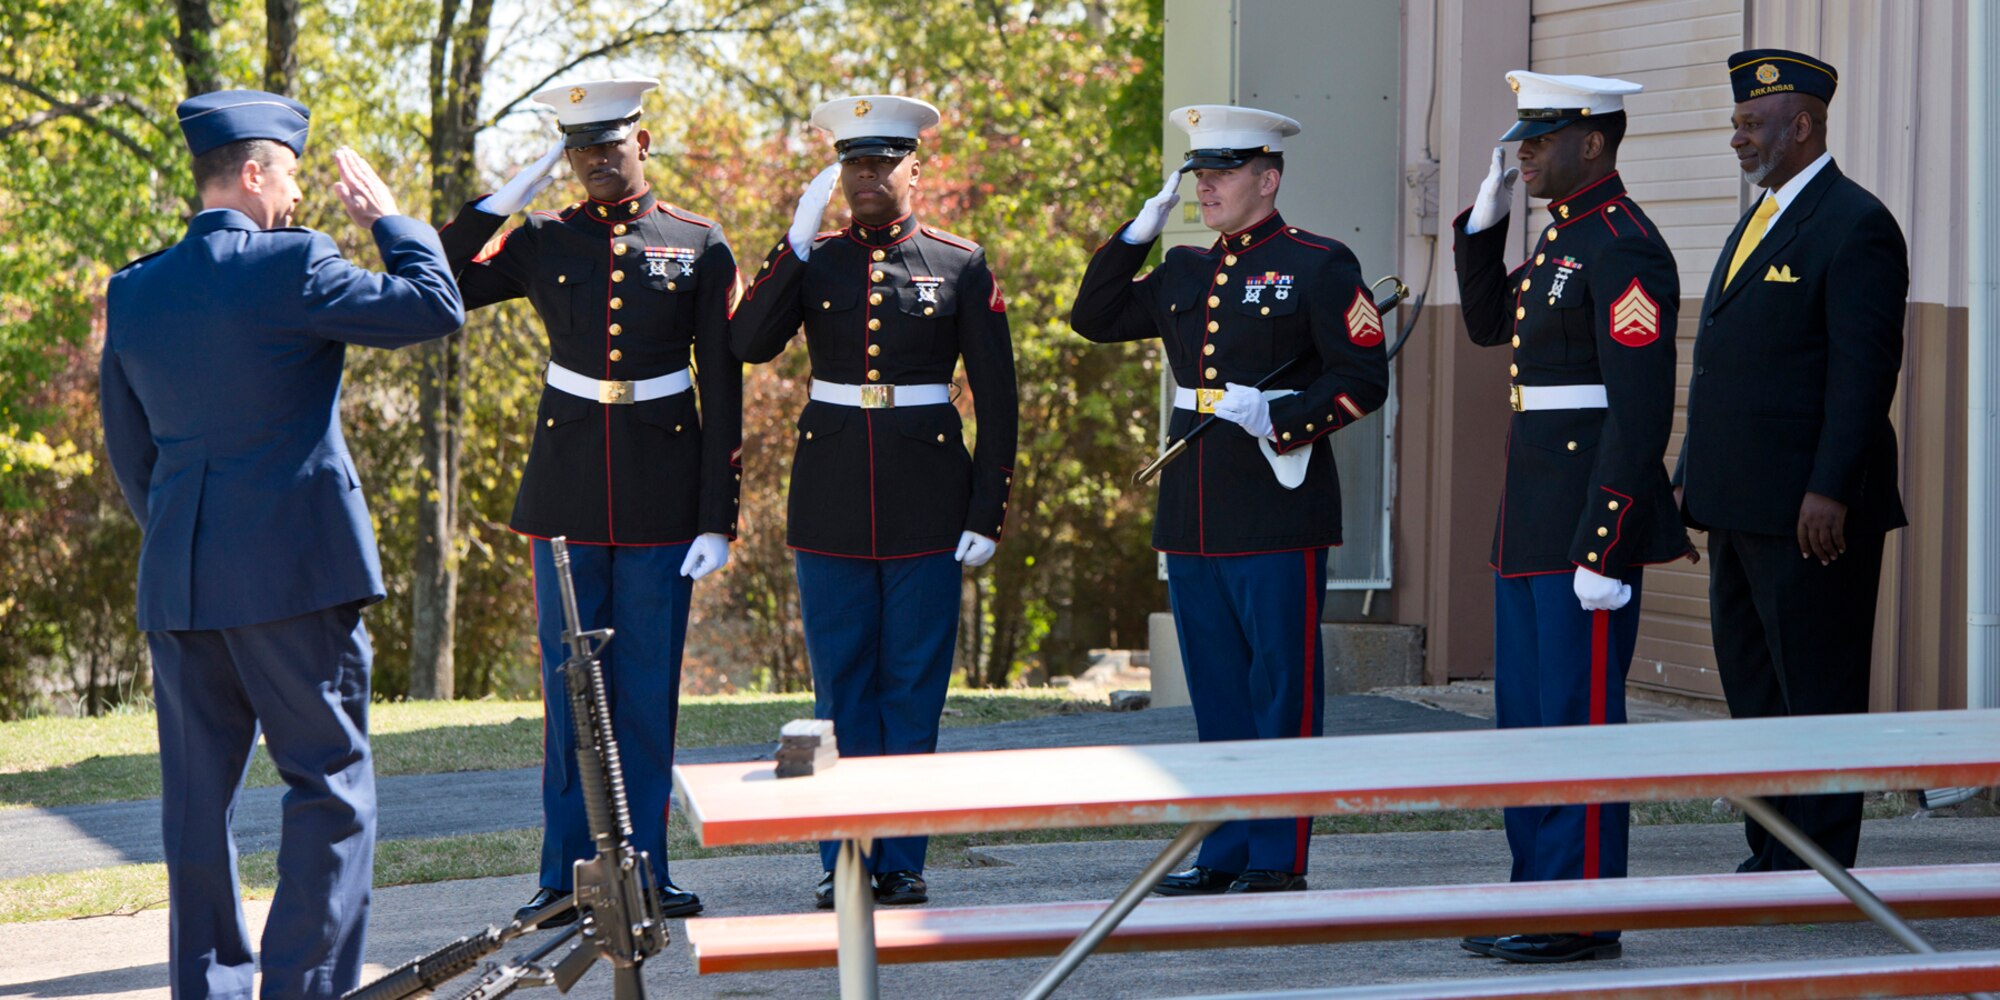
[[673, 708, 2000, 846]]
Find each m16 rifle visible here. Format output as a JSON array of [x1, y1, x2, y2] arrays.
[[345, 536, 668, 1000]]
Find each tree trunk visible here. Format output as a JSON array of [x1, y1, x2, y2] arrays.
[[172, 0, 221, 97], [264, 0, 299, 95], [407, 0, 492, 699]]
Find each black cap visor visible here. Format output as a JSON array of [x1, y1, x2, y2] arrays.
[[1180, 147, 1280, 172], [560, 115, 640, 149], [1501, 107, 1590, 142], [835, 136, 919, 162]]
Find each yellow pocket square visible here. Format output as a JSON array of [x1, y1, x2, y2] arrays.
[[1764, 264, 1800, 283]]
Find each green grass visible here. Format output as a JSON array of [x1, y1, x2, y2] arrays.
[[0, 689, 1090, 810]]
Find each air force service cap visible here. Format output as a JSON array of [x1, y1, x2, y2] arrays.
[[1728, 49, 1838, 105], [811, 95, 941, 161], [1171, 105, 1301, 171], [1500, 71, 1642, 141], [532, 77, 657, 149], [176, 90, 312, 158]]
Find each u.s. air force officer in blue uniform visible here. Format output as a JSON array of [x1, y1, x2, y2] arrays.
[[1678, 51, 1907, 874], [1452, 72, 1692, 965], [100, 92, 463, 998], [731, 95, 1017, 909], [435, 78, 742, 923], [1072, 106, 1389, 896]]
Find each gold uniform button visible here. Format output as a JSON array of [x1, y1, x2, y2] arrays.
[[1215, 273, 1228, 285], [614, 244, 628, 256], [1202, 344, 1216, 356], [1520, 278, 1531, 291], [761, 260, 770, 270], [609, 349, 623, 361], [1260, 306, 1270, 316], [1587, 552, 1599, 563], [1607, 205, 1619, 214], [1566, 440, 1577, 451], [675, 424, 683, 433], [805, 431, 814, 440], [867, 369, 881, 381], [1306, 423, 1315, 431], [923, 306, 934, 316], [871, 270, 886, 282], [557, 275, 567, 284], [872, 249, 887, 261], [613, 224, 628, 235], [869, 292, 884, 305], [1598, 526, 1610, 537], [1515, 307, 1526, 320], [612, 271, 625, 282], [1207, 320, 1219, 333], [1208, 295, 1220, 308], [867, 344, 881, 356], [936, 434, 947, 444], [1536, 253, 1547, 265], [1547, 227, 1558, 241], [1204, 366, 1218, 379], [610, 297, 623, 309], [1607, 500, 1620, 511], [1511, 335, 1521, 348], [868, 318, 882, 331], [1509, 364, 1519, 377], [1224, 254, 1238, 266], [546, 418, 555, 427], [668, 281, 679, 291], [822, 300, 832, 310], [1281, 432, 1292, 441], [609, 323, 622, 336]]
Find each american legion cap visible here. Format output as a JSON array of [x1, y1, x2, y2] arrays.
[[1728, 49, 1838, 105]]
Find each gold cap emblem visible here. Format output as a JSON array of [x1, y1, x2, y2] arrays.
[[569, 87, 587, 104], [1756, 63, 1780, 85], [854, 99, 871, 117], [1187, 108, 1201, 126], [1509, 76, 1520, 93]]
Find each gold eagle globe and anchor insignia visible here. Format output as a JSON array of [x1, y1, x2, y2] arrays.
[[853, 99, 871, 117], [1187, 108, 1201, 126], [569, 87, 587, 103], [1756, 63, 1780, 85]]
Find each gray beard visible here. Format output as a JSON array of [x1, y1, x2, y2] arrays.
[[1746, 131, 1795, 187]]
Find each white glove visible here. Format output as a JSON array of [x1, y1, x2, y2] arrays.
[[954, 531, 998, 568], [1573, 566, 1632, 612], [787, 164, 843, 260], [1118, 169, 1183, 245], [476, 139, 566, 216], [1212, 382, 1274, 440], [1465, 146, 1520, 235], [679, 532, 731, 580]]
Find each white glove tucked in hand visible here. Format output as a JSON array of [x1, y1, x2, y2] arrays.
[[954, 531, 998, 568], [679, 532, 731, 580], [1118, 170, 1183, 245], [787, 164, 843, 260], [476, 139, 566, 216], [1212, 382, 1274, 440], [1573, 566, 1631, 612], [1465, 146, 1520, 235]]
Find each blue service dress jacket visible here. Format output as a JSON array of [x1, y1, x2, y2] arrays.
[[100, 209, 465, 631]]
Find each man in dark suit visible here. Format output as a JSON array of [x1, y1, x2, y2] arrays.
[[1676, 49, 1909, 872], [436, 76, 740, 925], [100, 91, 463, 997], [731, 94, 1017, 909]]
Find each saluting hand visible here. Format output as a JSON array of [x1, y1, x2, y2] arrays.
[[1466, 146, 1520, 235], [1120, 168, 1183, 245], [1797, 491, 1847, 565], [479, 138, 567, 216], [333, 147, 402, 229], [788, 163, 843, 260]]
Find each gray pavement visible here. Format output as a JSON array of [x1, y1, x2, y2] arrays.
[[4, 818, 1996, 998], [0, 695, 1484, 879]]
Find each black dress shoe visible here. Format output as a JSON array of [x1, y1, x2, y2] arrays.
[[514, 887, 577, 928], [873, 870, 928, 906], [1489, 933, 1622, 964], [1459, 935, 1502, 956], [814, 871, 840, 910], [1154, 865, 1240, 896], [658, 881, 703, 918], [1226, 870, 1307, 893]]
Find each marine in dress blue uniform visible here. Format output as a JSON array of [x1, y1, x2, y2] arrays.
[[100, 92, 463, 997], [730, 95, 1018, 908], [1451, 72, 1691, 964], [1677, 51, 1907, 874], [1071, 106, 1390, 896], [433, 78, 742, 922]]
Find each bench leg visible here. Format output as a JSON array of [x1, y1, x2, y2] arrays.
[[1017, 820, 1221, 1000], [834, 837, 879, 1000], [1730, 795, 1997, 1000]]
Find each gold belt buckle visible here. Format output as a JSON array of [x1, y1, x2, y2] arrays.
[[1509, 384, 1524, 413], [1195, 387, 1226, 414], [599, 379, 635, 405], [859, 384, 895, 409]]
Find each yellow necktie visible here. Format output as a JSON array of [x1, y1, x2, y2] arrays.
[[1725, 195, 1779, 287]]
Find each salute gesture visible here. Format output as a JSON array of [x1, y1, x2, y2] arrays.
[[787, 163, 843, 259], [1120, 168, 1183, 245], [477, 138, 567, 216]]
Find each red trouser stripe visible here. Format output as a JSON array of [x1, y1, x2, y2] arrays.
[[1584, 608, 1609, 879], [1295, 551, 1320, 869]]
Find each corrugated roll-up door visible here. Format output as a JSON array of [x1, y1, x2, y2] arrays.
[[1529, 0, 1745, 701]]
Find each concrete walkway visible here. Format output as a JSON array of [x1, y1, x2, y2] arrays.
[[4, 818, 1995, 998], [0, 695, 1482, 879]]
